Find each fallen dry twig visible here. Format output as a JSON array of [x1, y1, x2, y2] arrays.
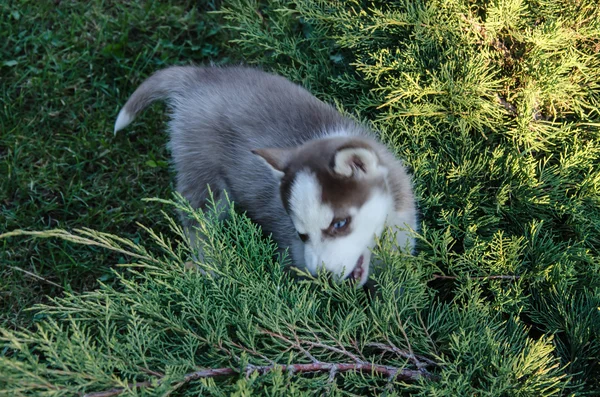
[[83, 361, 428, 397], [430, 274, 521, 282]]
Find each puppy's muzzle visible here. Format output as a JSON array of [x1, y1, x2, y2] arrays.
[[345, 255, 365, 282]]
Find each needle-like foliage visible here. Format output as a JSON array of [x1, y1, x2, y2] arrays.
[[217, 0, 600, 392], [0, 194, 570, 395]]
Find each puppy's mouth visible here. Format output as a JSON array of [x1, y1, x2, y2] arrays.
[[348, 255, 365, 282]]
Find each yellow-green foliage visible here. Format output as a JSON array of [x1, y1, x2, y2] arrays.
[[219, 0, 600, 391]]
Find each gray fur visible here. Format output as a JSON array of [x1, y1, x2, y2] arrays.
[[115, 65, 416, 276]]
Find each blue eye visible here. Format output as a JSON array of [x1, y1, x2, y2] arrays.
[[334, 219, 347, 229], [325, 217, 351, 236], [333, 218, 350, 230]]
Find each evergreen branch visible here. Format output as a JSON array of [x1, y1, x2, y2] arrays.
[[82, 362, 429, 396], [262, 328, 364, 364], [414, 304, 439, 357], [292, 331, 321, 364], [216, 341, 240, 362], [0, 229, 159, 264], [459, 13, 511, 59], [349, 338, 368, 362], [260, 328, 333, 363], [310, 329, 365, 364], [384, 309, 438, 377], [137, 366, 164, 378], [305, 339, 363, 363], [366, 342, 438, 369], [392, 312, 417, 367], [10, 266, 63, 289], [229, 341, 277, 365]]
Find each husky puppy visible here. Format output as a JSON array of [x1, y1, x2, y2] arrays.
[[114, 66, 417, 286]]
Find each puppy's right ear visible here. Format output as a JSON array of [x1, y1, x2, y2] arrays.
[[252, 147, 295, 179], [331, 146, 383, 179]]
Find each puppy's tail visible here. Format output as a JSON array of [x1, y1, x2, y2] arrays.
[[113, 66, 198, 135]]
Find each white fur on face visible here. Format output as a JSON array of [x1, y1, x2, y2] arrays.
[[289, 172, 334, 236], [288, 171, 394, 286]]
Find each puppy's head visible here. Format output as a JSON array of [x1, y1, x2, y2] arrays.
[[253, 137, 394, 286]]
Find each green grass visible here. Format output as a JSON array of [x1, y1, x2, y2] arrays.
[[0, 0, 226, 328]]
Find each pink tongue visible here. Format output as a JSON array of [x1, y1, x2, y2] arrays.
[[352, 255, 364, 281]]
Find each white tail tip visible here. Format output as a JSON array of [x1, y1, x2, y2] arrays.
[[114, 108, 133, 135]]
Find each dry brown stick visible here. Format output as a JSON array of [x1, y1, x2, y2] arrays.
[[430, 274, 520, 281], [264, 328, 437, 377], [83, 362, 428, 397]]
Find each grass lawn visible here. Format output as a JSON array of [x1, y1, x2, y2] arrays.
[[1, 0, 226, 328]]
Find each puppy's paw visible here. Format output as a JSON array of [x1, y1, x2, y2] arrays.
[[184, 261, 207, 274]]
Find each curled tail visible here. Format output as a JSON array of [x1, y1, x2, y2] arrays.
[[113, 66, 199, 134]]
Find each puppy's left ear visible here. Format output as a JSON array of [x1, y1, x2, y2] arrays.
[[252, 147, 295, 179], [331, 147, 385, 179]]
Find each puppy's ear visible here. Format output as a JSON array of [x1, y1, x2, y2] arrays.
[[331, 147, 384, 179], [252, 147, 295, 179]]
